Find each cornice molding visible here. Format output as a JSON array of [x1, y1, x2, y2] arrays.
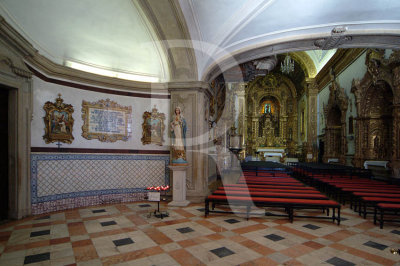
[[24, 53, 171, 91], [315, 48, 365, 91], [0, 16, 37, 58], [27, 61, 210, 95]]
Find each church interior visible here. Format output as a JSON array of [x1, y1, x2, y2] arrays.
[[0, 1, 400, 265]]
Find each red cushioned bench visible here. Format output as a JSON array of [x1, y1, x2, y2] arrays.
[[374, 203, 400, 229], [349, 192, 400, 211], [359, 196, 400, 219], [222, 184, 312, 190], [204, 195, 341, 224], [328, 184, 400, 204], [238, 178, 299, 183], [238, 181, 304, 186], [212, 190, 329, 200], [217, 187, 321, 194]]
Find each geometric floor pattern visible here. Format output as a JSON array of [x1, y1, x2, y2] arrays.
[[0, 202, 399, 265]]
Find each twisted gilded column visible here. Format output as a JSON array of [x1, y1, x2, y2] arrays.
[[392, 66, 400, 178], [305, 78, 318, 162]]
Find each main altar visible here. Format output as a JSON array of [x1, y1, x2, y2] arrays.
[[244, 74, 299, 157]]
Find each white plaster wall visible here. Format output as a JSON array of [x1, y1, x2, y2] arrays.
[[31, 76, 170, 150], [317, 84, 329, 136]]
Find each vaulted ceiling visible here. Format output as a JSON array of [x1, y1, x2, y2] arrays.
[[1, 0, 399, 83]]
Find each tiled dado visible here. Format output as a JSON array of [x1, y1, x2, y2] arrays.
[[31, 153, 170, 214]]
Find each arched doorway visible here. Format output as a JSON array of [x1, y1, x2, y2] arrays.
[[0, 88, 8, 220], [325, 105, 342, 159], [323, 78, 348, 164]]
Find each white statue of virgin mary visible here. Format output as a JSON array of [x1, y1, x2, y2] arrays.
[[170, 106, 187, 163]]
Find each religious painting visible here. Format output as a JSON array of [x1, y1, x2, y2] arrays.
[[43, 94, 74, 144], [260, 98, 278, 115], [81, 99, 132, 142], [141, 105, 165, 146]]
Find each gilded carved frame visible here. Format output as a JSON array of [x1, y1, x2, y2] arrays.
[[141, 106, 165, 146], [81, 99, 132, 142], [43, 94, 74, 144]]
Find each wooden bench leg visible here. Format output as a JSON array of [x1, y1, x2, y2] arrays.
[[337, 207, 341, 225], [288, 208, 294, 223], [332, 208, 336, 223], [246, 205, 251, 221], [380, 209, 384, 229], [205, 199, 209, 217], [363, 202, 367, 219]]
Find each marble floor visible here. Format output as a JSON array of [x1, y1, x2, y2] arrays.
[[0, 202, 399, 265]]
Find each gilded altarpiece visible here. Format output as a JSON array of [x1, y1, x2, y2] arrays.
[[352, 49, 400, 177], [323, 79, 348, 164], [245, 74, 298, 156]]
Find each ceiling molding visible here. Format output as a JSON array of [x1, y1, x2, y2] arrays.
[[203, 34, 400, 82], [138, 0, 198, 82], [0, 16, 37, 59], [218, 0, 276, 49]]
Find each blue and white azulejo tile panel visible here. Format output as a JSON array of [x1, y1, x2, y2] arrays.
[[31, 153, 170, 204]]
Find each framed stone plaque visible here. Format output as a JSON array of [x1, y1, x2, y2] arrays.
[[81, 99, 132, 142]]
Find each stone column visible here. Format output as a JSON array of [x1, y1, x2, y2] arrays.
[[169, 86, 209, 202], [236, 83, 246, 158]]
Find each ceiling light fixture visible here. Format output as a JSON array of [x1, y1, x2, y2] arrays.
[[281, 54, 294, 74]]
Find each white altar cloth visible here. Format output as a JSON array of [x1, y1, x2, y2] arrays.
[[363, 160, 389, 169]]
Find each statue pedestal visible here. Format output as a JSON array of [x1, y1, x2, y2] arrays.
[[168, 164, 190, 207]]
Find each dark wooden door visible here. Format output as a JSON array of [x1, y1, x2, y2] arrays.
[[0, 89, 8, 220]]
